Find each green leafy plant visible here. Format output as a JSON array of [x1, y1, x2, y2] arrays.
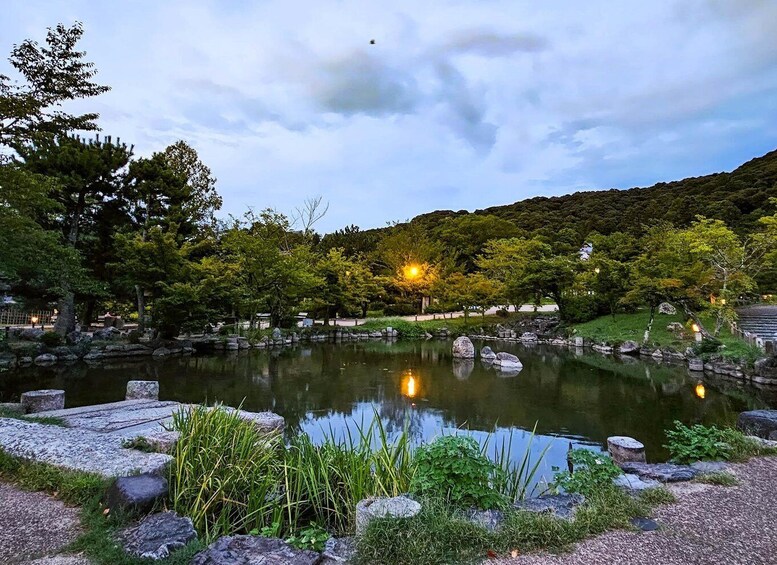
[[552, 449, 622, 496], [40, 331, 63, 347], [664, 421, 734, 463], [411, 435, 505, 509], [285, 523, 329, 552]]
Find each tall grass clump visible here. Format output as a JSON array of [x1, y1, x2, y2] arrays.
[[169, 405, 285, 540]]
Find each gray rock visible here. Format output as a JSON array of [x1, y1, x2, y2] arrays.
[[120, 511, 196, 560], [0, 353, 17, 369], [93, 326, 121, 340], [493, 351, 522, 370], [21, 389, 65, 413], [737, 410, 777, 439], [630, 517, 659, 531], [152, 347, 172, 356], [19, 355, 33, 366], [106, 473, 169, 514], [126, 380, 160, 401], [666, 322, 685, 332], [33, 353, 58, 366], [607, 436, 646, 465], [20, 327, 45, 341], [452, 336, 475, 359], [619, 462, 698, 482], [322, 536, 356, 563], [465, 508, 505, 532], [355, 495, 421, 536], [613, 473, 662, 492], [272, 327, 282, 340], [521, 332, 539, 342], [618, 341, 640, 356], [0, 418, 172, 478], [480, 346, 497, 361], [690, 461, 728, 474], [232, 409, 285, 434], [658, 302, 677, 315], [513, 494, 585, 521], [191, 535, 320, 565], [688, 358, 704, 372]]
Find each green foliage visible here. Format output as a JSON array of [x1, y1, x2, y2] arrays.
[[637, 486, 677, 505], [411, 435, 505, 510], [695, 472, 739, 486], [0, 449, 107, 506], [285, 523, 330, 552], [552, 449, 622, 497], [356, 485, 655, 565], [663, 421, 773, 464], [40, 330, 63, 347]]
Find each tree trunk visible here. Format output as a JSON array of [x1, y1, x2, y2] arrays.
[[135, 285, 146, 331], [53, 287, 77, 336], [81, 299, 96, 332], [679, 302, 714, 339]]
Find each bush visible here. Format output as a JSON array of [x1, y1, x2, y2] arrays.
[[384, 302, 417, 316], [561, 296, 603, 324], [495, 308, 510, 318], [40, 331, 63, 347], [411, 435, 505, 510], [552, 449, 622, 496], [663, 421, 772, 463], [126, 329, 142, 344]]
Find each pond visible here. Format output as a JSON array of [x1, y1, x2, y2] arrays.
[[2, 340, 774, 489]]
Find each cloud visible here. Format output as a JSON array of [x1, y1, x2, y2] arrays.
[[1, 0, 776, 232]]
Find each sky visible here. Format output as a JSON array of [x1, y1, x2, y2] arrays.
[[3, 0, 777, 232]]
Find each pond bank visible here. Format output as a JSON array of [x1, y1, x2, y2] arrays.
[[499, 455, 777, 565]]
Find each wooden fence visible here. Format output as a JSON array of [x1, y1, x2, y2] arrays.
[[0, 308, 55, 327]]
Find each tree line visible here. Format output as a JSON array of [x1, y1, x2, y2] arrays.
[[2, 23, 776, 343]]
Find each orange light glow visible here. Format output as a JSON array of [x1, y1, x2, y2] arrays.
[[403, 264, 421, 279], [695, 383, 706, 399], [692, 323, 700, 333], [402, 372, 418, 398], [30, 316, 39, 325]]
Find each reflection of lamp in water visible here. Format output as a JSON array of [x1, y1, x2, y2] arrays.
[[402, 371, 418, 398], [695, 382, 706, 399]]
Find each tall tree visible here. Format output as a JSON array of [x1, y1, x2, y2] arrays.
[[162, 140, 222, 229]]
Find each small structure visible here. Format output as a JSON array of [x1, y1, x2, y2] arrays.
[[607, 436, 646, 465], [21, 389, 65, 413]]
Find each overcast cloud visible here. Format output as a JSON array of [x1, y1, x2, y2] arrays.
[[3, 0, 777, 231]]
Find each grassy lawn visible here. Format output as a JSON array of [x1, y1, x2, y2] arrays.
[[571, 311, 762, 364]]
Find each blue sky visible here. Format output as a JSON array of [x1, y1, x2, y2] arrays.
[[3, 0, 777, 232]]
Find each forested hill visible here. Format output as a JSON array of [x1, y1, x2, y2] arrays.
[[410, 148, 777, 238]]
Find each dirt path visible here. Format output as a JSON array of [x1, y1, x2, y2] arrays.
[[497, 457, 777, 565], [0, 482, 90, 564]]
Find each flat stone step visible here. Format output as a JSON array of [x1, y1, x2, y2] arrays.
[[44, 399, 182, 435], [0, 418, 172, 478]]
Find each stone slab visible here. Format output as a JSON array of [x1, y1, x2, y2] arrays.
[[0, 418, 172, 478], [43, 400, 181, 434]]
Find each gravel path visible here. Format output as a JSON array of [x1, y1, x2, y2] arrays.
[[495, 457, 777, 565], [0, 482, 90, 564]]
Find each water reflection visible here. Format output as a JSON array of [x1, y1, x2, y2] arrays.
[[1, 340, 774, 470], [695, 383, 706, 399]]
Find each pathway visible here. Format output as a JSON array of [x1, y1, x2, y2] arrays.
[[325, 304, 559, 327], [0, 482, 89, 564], [498, 456, 777, 565]]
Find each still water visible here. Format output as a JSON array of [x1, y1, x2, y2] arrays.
[[2, 340, 774, 486]]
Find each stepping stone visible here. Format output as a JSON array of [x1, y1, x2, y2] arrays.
[[105, 473, 169, 514], [607, 436, 646, 465], [21, 390, 65, 413], [120, 511, 196, 560], [0, 418, 171, 478], [620, 462, 698, 482], [356, 495, 421, 536], [191, 535, 320, 565], [613, 473, 661, 492]]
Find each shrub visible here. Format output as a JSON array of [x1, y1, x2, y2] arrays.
[[561, 296, 603, 324], [411, 435, 505, 510], [40, 331, 63, 347], [384, 302, 417, 316], [126, 329, 142, 344], [664, 421, 774, 463], [495, 308, 510, 318], [552, 449, 622, 496], [284, 523, 329, 552]]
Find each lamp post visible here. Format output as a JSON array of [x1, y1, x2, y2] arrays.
[[692, 323, 702, 343]]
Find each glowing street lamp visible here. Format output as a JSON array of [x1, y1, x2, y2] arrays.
[[692, 323, 702, 343], [403, 264, 421, 279], [30, 315, 39, 328]]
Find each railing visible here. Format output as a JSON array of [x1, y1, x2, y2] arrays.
[[0, 308, 55, 327]]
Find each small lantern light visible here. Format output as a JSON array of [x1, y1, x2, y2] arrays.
[[30, 316, 39, 328]]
